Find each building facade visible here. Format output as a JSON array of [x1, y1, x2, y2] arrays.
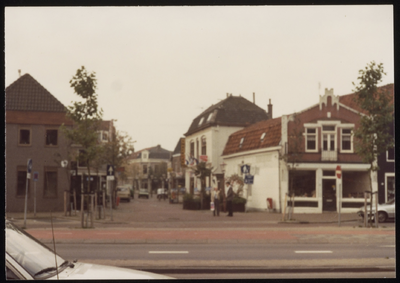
[[184, 93, 273, 195], [222, 86, 394, 213], [5, 73, 73, 212], [128, 145, 172, 194]]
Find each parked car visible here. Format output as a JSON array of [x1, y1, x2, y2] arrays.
[[157, 188, 168, 200], [117, 187, 131, 202], [138, 188, 149, 199], [5, 220, 173, 280], [357, 198, 395, 223]]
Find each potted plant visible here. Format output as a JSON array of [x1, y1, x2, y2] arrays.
[[183, 193, 200, 210], [232, 195, 247, 212]]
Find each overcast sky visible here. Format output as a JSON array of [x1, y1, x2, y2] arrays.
[[5, 6, 394, 152]]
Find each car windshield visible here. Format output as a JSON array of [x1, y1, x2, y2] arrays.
[[6, 221, 65, 279]]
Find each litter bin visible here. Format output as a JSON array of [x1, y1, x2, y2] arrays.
[[267, 198, 273, 212]]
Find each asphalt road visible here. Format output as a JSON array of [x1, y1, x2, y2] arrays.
[[53, 243, 395, 262]]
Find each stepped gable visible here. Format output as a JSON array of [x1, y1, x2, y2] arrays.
[[223, 116, 281, 156], [6, 73, 66, 112], [184, 95, 269, 136]]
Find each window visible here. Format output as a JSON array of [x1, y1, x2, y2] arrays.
[[341, 129, 352, 151], [305, 128, 317, 151], [207, 112, 213, 122], [386, 175, 395, 202], [260, 133, 266, 142], [201, 136, 207, 155], [78, 150, 87, 167], [190, 141, 195, 157], [102, 132, 108, 141], [143, 165, 148, 174], [322, 126, 335, 151], [45, 129, 58, 146], [239, 137, 245, 148], [44, 168, 57, 198], [19, 128, 31, 145], [387, 147, 394, 161], [16, 168, 30, 197], [198, 117, 204, 126]]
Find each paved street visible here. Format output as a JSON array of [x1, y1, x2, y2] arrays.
[[7, 193, 395, 274]]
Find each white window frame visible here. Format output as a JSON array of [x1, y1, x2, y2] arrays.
[[322, 125, 336, 152], [386, 148, 395, 162], [340, 128, 353, 153], [304, 127, 318, 153], [385, 173, 395, 202]]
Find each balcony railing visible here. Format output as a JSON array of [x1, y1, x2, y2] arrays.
[[321, 150, 337, 161]]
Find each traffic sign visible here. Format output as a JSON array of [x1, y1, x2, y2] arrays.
[[244, 174, 254, 184], [241, 165, 250, 175], [27, 159, 32, 179], [107, 165, 115, 176], [336, 165, 342, 179], [33, 172, 39, 182]]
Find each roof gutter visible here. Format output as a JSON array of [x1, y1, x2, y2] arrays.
[[222, 145, 281, 160]]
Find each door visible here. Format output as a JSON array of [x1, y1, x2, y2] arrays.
[[323, 179, 337, 211]]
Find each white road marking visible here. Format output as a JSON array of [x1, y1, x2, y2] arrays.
[[295, 251, 333, 253], [379, 245, 395, 248], [96, 233, 121, 235], [149, 251, 189, 254]]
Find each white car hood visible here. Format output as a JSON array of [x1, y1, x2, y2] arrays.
[[53, 262, 173, 280]]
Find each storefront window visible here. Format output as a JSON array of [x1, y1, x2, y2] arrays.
[[289, 170, 316, 198], [342, 171, 369, 198]]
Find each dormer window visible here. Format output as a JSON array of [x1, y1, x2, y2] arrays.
[[198, 117, 204, 126], [260, 132, 266, 142], [239, 137, 245, 148], [207, 112, 213, 122]]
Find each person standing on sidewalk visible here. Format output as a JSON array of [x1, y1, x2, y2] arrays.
[[211, 186, 221, 216], [226, 181, 234, 217]]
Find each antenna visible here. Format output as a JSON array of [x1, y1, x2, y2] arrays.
[[50, 211, 59, 280]]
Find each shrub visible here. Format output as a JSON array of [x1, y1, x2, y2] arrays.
[[233, 195, 247, 204]]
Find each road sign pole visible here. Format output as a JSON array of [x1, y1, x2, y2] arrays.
[[24, 159, 32, 228], [34, 182, 37, 217], [336, 165, 342, 227]]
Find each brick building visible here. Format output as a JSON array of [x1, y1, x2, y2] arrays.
[[5, 73, 73, 212], [222, 85, 394, 213]]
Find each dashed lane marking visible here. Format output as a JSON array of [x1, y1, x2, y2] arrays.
[[149, 251, 189, 254], [295, 251, 333, 254]]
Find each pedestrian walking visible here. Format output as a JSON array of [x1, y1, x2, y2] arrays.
[[211, 185, 221, 216], [226, 181, 234, 217]]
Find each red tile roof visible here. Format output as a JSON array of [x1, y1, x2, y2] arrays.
[[222, 117, 281, 156], [339, 83, 394, 114]]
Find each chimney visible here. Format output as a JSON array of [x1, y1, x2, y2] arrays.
[[253, 92, 255, 104], [226, 93, 229, 98], [268, 99, 273, 119], [18, 69, 21, 77]]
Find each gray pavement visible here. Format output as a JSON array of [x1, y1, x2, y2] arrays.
[[6, 195, 396, 271]]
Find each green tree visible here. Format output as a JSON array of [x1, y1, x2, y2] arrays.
[[101, 129, 135, 206], [193, 162, 213, 209], [61, 66, 103, 226], [352, 62, 394, 202]]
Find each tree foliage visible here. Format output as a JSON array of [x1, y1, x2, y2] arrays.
[[352, 61, 394, 171], [193, 162, 213, 209], [61, 66, 103, 192]]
